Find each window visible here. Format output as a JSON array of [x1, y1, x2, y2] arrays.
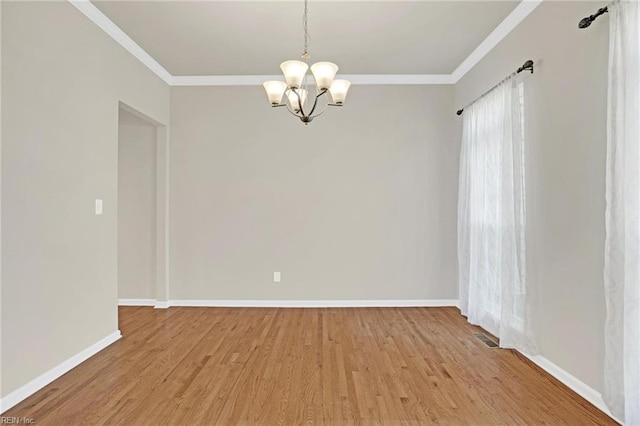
[[459, 76, 536, 352]]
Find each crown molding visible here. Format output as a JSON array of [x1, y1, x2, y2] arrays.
[[172, 74, 454, 86], [450, 0, 543, 83], [69, 0, 540, 87], [337, 74, 454, 85], [172, 75, 282, 86], [68, 0, 173, 85]]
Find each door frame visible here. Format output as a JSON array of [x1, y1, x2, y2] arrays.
[[118, 102, 170, 308]]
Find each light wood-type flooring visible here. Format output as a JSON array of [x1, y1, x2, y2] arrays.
[[5, 307, 616, 425]]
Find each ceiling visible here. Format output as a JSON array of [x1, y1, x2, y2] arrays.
[[92, 1, 519, 76]]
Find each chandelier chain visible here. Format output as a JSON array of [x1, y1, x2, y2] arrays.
[[302, 0, 310, 61]]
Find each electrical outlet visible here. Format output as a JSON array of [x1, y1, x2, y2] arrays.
[[273, 272, 281, 283]]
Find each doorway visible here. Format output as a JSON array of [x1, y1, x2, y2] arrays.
[[117, 104, 168, 307]]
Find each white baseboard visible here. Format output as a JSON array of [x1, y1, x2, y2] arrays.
[[118, 298, 156, 306], [167, 299, 459, 308], [117, 299, 459, 308], [519, 352, 621, 424], [0, 330, 122, 414], [154, 301, 169, 309]]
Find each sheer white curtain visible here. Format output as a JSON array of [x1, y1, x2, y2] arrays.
[[458, 74, 537, 354], [604, 1, 640, 423]]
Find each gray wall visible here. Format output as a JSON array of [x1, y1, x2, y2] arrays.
[[118, 110, 157, 300], [1, 1, 169, 398], [455, 1, 609, 392], [169, 85, 459, 300]]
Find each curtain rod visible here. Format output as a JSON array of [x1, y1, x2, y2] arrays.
[[578, 6, 608, 29], [456, 59, 534, 116]]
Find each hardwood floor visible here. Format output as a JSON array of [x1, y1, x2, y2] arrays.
[[5, 307, 615, 425]]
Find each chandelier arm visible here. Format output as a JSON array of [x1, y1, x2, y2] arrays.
[[309, 94, 330, 119], [290, 87, 307, 117], [307, 88, 328, 117], [309, 102, 330, 120]]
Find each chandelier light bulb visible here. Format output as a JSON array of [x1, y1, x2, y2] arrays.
[[329, 79, 351, 104], [263, 81, 288, 105], [280, 60, 309, 89], [310, 62, 338, 91]]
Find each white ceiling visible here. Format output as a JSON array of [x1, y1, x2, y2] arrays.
[[92, 1, 519, 76]]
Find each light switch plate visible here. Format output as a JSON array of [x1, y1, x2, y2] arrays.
[[273, 272, 281, 283], [95, 199, 103, 215]]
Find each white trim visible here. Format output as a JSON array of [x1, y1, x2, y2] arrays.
[[172, 74, 454, 87], [154, 301, 170, 309], [0, 331, 121, 414], [157, 127, 171, 305], [168, 299, 459, 308], [69, 0, 539, 87], [342, 74, 453, 85], [172, 75, 282, 87], [119, 299, 459, 308], [450, 0, 543, 83], [68, 0, 173, 85], [119, 102, 165, 127], [519, 352, 622, 424], [118, 299, 156, 306]]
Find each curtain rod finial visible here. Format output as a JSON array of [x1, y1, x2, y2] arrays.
[[518, 60, 534, 74], [578, 6, 608, 29]]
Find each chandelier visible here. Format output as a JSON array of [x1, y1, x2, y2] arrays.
[[262, 0, 351, 125]]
